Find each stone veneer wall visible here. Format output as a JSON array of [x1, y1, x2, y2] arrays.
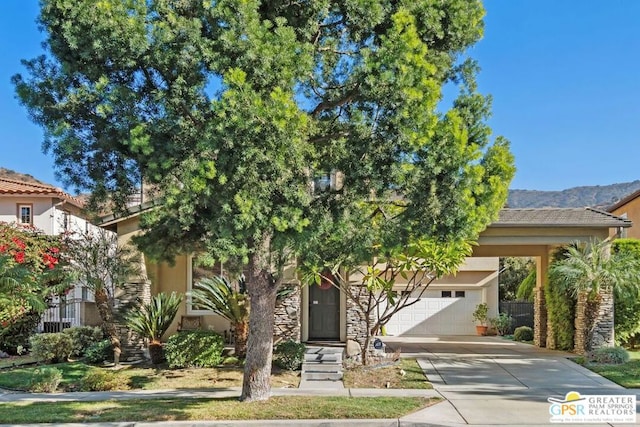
[[345, 287, 374, 353], [273, 282, 301, 342], [574, 289, 614, 355], [534, 287, 547, 347], [114, 280, 151, 361]]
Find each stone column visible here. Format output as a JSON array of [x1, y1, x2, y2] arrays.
[[114, 279, 151, 361], [574, 288, 614, 355], [273, 282, 301, 342]]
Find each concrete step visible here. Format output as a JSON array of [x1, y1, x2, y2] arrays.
[[302, 362, 342, 373], [300, 371, 343, 381], [304, 352, 342, 363]]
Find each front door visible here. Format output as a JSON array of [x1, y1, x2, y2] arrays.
[[308, 281, 340, 340]]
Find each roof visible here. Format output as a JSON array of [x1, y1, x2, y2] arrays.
[[607, 188, 640, 212], [491, 208, 632, 228], [0, 177, 84, 208]]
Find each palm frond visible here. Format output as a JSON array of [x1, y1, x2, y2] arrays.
[[125, 292, 183, 342], [189, 276, 249, 323]]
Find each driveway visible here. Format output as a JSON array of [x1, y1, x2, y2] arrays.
[[382, 335, 639, 426]]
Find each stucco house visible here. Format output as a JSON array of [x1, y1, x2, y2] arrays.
[[607, 188, 640, 239], [0, 176, 102, 331], [100, 203, 501, 349]]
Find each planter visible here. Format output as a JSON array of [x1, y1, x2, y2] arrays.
[[475, 325, 488, 336]]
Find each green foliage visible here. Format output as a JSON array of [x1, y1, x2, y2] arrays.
[[0, 222, 70, 326], [545, 277, 575, 351], [489, 313, 513, 336], [500, 257, 535, 301], [611, 239, 640, 346], [472, 303, 489, 326], [164, 330, 225, 368], [29, 367, 62, 392], [29, 333, 73, 364], [83, 339, 112, 365], [273, 340, 306, 371], [124, 292, 182, 343], [63, 326, 104, 357], [190, 276, 249, 325], [516, 269, 536, 302], [80, 368, 129, 391], [589, 347, 630, 365], [513, 326, 534, 342], [0, 310, 41, 354]]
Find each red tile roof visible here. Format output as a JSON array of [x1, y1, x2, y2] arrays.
[[0, 177, 84, 208]]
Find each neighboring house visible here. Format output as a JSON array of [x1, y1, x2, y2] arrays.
[[0, 176, 102, 332], [607, 188, 640, 239]]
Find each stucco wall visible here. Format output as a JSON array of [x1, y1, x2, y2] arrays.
[[611, 200, 640, 239]]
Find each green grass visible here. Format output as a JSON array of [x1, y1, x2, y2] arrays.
[[0, 355, 38, 370], [576, 350, 640, 388], [0, 362, 92, 391], [0, 396, 437, 424]]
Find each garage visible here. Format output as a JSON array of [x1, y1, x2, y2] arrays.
[[384, 289, 482, 336]]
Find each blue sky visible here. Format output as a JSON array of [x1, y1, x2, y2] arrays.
[[1, 1, 640, 193]]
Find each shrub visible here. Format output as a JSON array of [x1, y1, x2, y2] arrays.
[[273, 339, 306, 370], [84, 339, 113, 365], [29, 333, 73, 363], [589, 346, 630, 364], [165, 330, 225, 368], [489, 313, 513, 336], [63, 326, 104, 357], [29, 367, 62, 392], [0, 311, 41, 354], [513, 326, 534, 342], [80, 368, 129, 391]]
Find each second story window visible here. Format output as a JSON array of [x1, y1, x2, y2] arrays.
[[63, 211, 70, 230], [18, 204, 32, 225]]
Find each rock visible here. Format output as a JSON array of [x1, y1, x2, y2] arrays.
[[346, 339, 361, 358]]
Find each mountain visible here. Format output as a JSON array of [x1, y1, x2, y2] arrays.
[[507, 180, 640, 209], [0, 167, 48, 185]]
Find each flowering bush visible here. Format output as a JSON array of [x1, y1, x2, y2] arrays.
[[0, 222, 70, 328]]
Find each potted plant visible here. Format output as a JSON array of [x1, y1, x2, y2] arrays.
[[472, 303, 489, 336], [125, 292, 183, 364]]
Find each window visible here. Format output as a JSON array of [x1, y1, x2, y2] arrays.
[[455, 291, 466, 298], [441, 291, 452, 298], [62, 211, 70, 230], [17, 204, 33, 225]]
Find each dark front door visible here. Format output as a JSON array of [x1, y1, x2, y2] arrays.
[[308, 281, 340, 340]]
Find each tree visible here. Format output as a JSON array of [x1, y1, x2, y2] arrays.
[[611, 239, 640, 347], [14, 0, 513, 401], [190, 275, 249, 358], [549, 239, 640, 352], [61, 226, 140, 365], [500, 257, 534, 301]]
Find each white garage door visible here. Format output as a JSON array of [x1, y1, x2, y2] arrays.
[[384, 289, 481, 335]]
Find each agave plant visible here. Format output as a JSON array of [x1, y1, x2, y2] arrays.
[[125, 291, 183, 364], [190, 276, 249, 358]]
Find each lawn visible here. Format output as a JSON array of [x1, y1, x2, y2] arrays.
[[343, 358, 432, 389], [577, 350, 640, 388], [0, 396, 439, 424]]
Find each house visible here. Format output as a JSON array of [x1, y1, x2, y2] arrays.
[[607, 188, 640, 239], [0, 175, 102, 332]]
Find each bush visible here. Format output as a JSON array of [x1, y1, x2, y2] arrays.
[[165, 330, 225, 368], [0, 311, 41, 354], [80, 368, 129, 391], [513, 326, 534, 342], [29, 333, 73, 363], [63, 326, 104, 357], [589, 346, 630, 364], [84, 339, 113, 365], [489, 313, 513, 336], [29, 367, 62, 392], [273, 339, 306, 370]]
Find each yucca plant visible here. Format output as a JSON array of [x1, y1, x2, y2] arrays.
[[125, 292, 183, 364], [190, 276, 249, 358]]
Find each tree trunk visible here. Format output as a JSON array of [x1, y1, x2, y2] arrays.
[[234, 320, 249, 358], [241, 235, 279, 402], [93, 287, 121, 365]]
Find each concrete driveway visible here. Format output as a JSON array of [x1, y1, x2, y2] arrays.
[[382, 335, 639, 426]]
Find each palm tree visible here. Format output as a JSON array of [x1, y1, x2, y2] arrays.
[[190, 276, 249, 358], [549, 239, 640, 353], [125, 292, 183, 364]]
